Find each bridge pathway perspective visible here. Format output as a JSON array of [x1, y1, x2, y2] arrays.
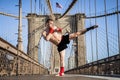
[[0, 74, 120, 80]]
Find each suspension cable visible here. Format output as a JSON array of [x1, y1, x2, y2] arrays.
[[94, 0, 98, 61], [84, 0, 86, 13], [34, 0, 36, 13], [97, 29, 108, 58], [46, 0, 55, 20], [86, 11, 120, 19], [30, 0, 32, 13], [0, 12, 18, 18], [116, 0, 120, 72], [58, 0, 78, 19], [94, 0, 99, 74], [39, 0, 40, 14], [81, 0, 82, 13], [89, 0, 94, 62], [104, 0, 110, 58], [116, 0, 120, 54]]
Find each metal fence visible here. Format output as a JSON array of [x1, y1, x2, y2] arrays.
[[65, 54, 120, 76], [0, 37, 48, 77]]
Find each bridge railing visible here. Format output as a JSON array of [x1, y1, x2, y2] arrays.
[[0, 37, 48, 77], [65, 54, 120, 76]]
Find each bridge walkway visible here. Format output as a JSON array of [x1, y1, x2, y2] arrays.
[[0, 74, 120, 80]]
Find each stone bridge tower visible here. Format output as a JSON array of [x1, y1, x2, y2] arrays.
[[27, 13, 86, 72]]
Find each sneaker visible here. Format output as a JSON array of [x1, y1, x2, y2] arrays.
[[56, 73, 64, 76]]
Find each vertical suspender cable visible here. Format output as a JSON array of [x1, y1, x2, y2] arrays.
[[30, 0, 32, 13], [39, 0, 41, 15], [84, 0, 87, 67], [44, 6, 45, 15], [89, 0, 94, 74], [34, 0, 36, 13], [116, 0, 120, 54], [94, 0, 99, 74], [89, 0, 93, 63], [77, 1, 79, 13], [78, 0, 80, 13], [80, 0, 82, 13], [104, 0, 109, 58], [116, 0, 120, 74], [104, 0, 110, 74], [81, 0, 82, 13], [84, 0, 86, 13], [41, 4, 43, 15], [94, 0, 98, 62]]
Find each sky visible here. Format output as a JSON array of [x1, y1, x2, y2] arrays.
[[0, 0, 120, 68]]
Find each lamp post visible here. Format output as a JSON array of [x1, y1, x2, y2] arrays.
[[17, 0, 23, 51], [16, 0, 23, 76]]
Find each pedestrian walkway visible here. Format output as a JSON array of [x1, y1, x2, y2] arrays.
[[0, 74, 120, 80]]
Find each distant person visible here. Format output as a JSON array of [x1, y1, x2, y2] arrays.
[[42, 19, 98, 76]]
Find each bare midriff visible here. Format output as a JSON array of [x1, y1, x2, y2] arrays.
[[49, 32, 62, 45]]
